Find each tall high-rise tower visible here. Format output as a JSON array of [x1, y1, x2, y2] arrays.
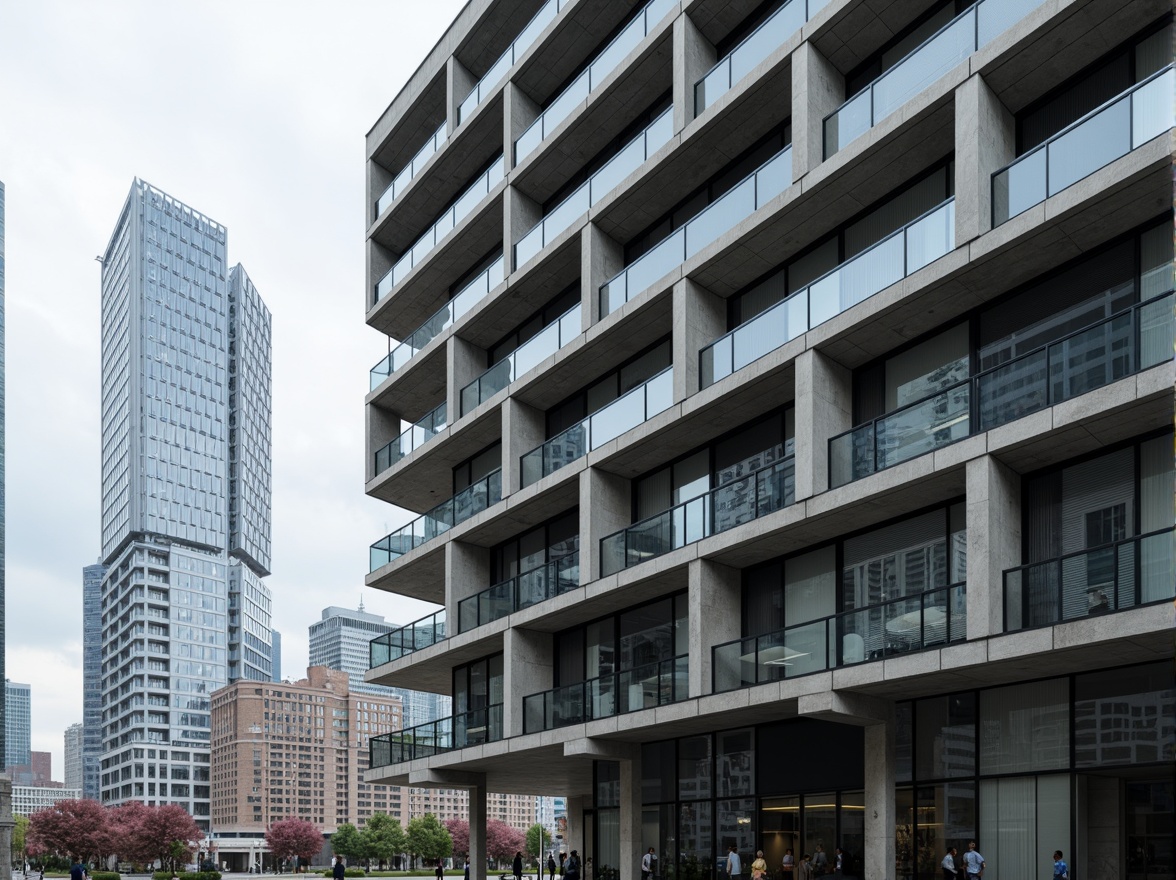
[[308, 606, 449, 729], [2, 682, 28, 771], [64, 723, 84, 791], [97, 180, 272, 827], [81, 562, 105, 800], [0, 179, 7, 766]]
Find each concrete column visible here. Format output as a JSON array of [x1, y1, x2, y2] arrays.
[[366, 403, 403, 482], [791, 42, 844, 182], [966, 454, 1021, 639], [863, 716, 895, 880], [505, 82, 542, 169], [446, 540, 491, 631], [673, 13, 716, 132], [506, 185, 544, 273], [565, 795, 587, 859], [447, 56, 477, 135], [0, 773, 12, 880], [794, 348, 851, 499], [581, 222, 625, 328], [503, 397, 548, 495], [673, 278, 726, 399], [504, 626, 555, 736], [580, 467, 632, 583], [470, 785, 488, 880], [619, 751, 644, 880], [954, 73, 1014, 247], [448, 335, 488, 420], [688, 558, 741, 696]]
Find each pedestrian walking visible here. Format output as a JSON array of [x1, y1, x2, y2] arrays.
[[812, 846, 828, 875], [548, 854, 557, 880], [1053, 851, 1069, 880], [642, 848, 656, 880], [941, 847, 958, 880], [514, 852, 524, 880], [727, 846, 742, 880], [751, 851, 768, 880], [797, 855, 814, 880]]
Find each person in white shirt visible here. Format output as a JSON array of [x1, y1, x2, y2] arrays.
[[941, 847, 958, 880], [727, 846, 742, 880], [642, 849, 656, 880], [962, 842, 985, 878]]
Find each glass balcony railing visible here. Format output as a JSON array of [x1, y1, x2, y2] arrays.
[[374, 157, 506, 303], [701, 199, 956, 387], [515, 0, 675, 163], [374, 401, 448, 475], [993, 66, 1174, 226], [457, 0, 570, 124], [1004, 528, 1174, 632], [369, 469, 503, 570], [369, 609, 447, 667], [375, 122, 448, 219], [370, 255, 505, 390], [695, 0, 829, 114], [520, 367, 674, 487], [600, 146, 794, 317], [829, 291, 1175, 488], [601, 455, 796, 576], [460, 306, 581, 415], [514, 109, 674, 268], [458, 552, 580, 632], [824, 0, 1047, 158], [522, 654, 688, 733], [714, 584, 966, 691], [370, 704, 504, 768]]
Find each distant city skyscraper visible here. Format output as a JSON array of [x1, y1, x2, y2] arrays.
[[63, 723, 83, 791], [270, 630, 282, 682], [81, 562, 104, 800], [3, 682, 29, 770], [308, 605, 449, 728], [96, 180, 272, 828], [1, 179, 6, 767]]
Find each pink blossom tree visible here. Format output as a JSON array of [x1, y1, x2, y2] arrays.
[[267, 819, 324, 869]]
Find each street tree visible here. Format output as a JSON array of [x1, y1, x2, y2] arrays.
[[331, 824, 367, 864], [362, 814, 405, 869], [12, 815, 29, 865], [27, 799, 112, 863], [485, 820, 524, 866], [267, 818, 324, 868], [405, 814, 452, 867], [525, 825, 551, 862], [444, 820, 469, 859], [139, 805, 202, 872]]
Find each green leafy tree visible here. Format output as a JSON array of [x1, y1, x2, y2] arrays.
[[406, 813, 452, 867], [331, 824, 366, 864], [363, 813, 406, 869], [525, 825, 551, 862], [12, 815, 29, 864]]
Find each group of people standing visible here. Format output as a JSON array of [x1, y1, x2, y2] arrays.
[[772, 844, 847, 879], [942, 842, 1070, 880]]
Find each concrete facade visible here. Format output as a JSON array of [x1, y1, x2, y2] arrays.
[[362, 3, 1174, 880]]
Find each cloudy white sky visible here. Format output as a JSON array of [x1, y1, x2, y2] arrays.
[[1, 0, 466, 776]]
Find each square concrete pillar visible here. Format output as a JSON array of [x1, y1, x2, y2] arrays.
[[619, 751, 645, 880], [688, 558, 741, 697], [448, 335, 488, 420], [673, 13, 717, 132], [469, 785, 488, 880], [966, 454, 1021, 639], [581, 222, 625, 329], [580, 466, 632, 583], [506, 185, 544, 273], [505, 82, 542, 170], [673, 278, 726, 399], [791, 42, 844, 182], [954, 73, 1014, 247], [794, 348, 851, 499], [446, 540, 491, 632], [366, 403, 403, 482], [864, 715, 895, 880], [447, 56, 477, 136], [504, 627, 555, 736], [368, 240, 395, 313], [565, 795, 587, 858], [503, 397, 548, 495]]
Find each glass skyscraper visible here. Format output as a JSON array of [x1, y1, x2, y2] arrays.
[[82, 561, 106, 800], [1, 179, 6, 768], [3, 682, 29, 770], [97, 180, 272, 828]]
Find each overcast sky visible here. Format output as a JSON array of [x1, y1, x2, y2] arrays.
[[1, 0, 466, 777]]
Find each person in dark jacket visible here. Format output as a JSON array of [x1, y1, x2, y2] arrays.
[[334, 858, 346, 880], [514, 853, 524, 880]]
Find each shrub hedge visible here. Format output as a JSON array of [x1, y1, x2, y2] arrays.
[[152, 872, 222, 880], [90, 874, 121, 880]]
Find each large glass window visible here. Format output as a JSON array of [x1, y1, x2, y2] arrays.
[[1074, 661, 1175, 768], [489, 509, 579, 583], [979, 679, 1069, 774], [915, 693, 976, 780]]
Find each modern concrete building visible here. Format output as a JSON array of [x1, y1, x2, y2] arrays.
[[208, 666, 403, 869], [63, 723, 84, 792], [97, 180, 274, 828], [82, 561, 106, 800], [310, 605, 451, 728], [361, 2, 1174, 880], [12, 785, 78, 818]]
